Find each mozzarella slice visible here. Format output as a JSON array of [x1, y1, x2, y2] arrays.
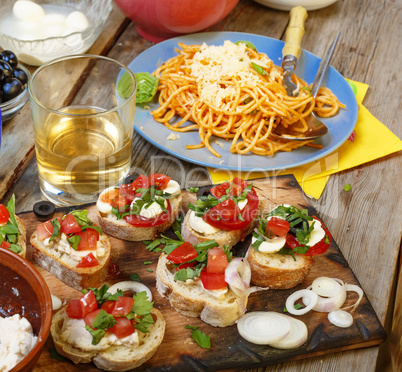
[[306, 219, 326, 246], [97, 186, 118, 214], [237, 199, 248, 210], [163, 180, 180, 195], [130, 197, 167, 219], [252, 235, 286, 253], [188, 211, 220, 235]]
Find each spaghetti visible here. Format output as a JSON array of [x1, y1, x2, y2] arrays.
[[151, 41, 345, 158]]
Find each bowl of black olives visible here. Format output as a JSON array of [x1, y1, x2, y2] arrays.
[[0, 49, 29, 122]]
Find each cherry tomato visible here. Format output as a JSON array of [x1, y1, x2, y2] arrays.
[[0, 241, 10, 248], [112, 297, 134, 317], [285, 233, 300, 250], [0, 204, 9, 225], [124, 200, 171, 227], [66, 299, 83, 319], [132, 175, 150, 193], [35, 217, 62, 240], [266, 217, 290, 238], [149, 173, 171, 190], [77, 252, 99, 268], [80, 289, 98, 317], [109, 317, 136, 339], [207, 247, 228, 274], [61, 213, 82, 234], [166, 241, 198, 264], [84, 309, 103, 328], [304, 217, 332, 256], [75, 229, 99, 250], [200, 271, 227, 290], [118, 184, 136, 203], [210, 182, 230, 198], [101, 300, 116, 314]]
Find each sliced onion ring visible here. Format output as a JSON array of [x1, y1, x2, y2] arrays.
[[286, 289, 318, 315], [107, 281, 152, 301], [328, 310, 354, 328], [237, 311, 291, 345], [304, 283, 347, 313], [225, 258, 251, 297], [311, 277, 342, 298], [342, 284, 364, 312], [269, 314, 308, 349]]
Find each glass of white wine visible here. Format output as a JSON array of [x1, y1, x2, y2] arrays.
[[29, 54, 137, 206]]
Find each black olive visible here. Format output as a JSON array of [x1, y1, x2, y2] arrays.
[[0, 61, 13, 80], [196, 184, 214, 199], [33, 201, 56, 221], [122, 172, 141, 184], [12, 67, 28, 85], [2, 78, 23, 101], [0, 50, 18, 69]]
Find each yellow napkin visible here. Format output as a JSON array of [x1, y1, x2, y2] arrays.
[[208, 80, 402, 199]]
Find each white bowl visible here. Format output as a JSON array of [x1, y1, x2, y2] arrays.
[[253, 0, 338, 11], [0, 0, 112, 66]]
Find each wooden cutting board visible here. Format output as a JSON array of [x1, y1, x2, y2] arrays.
[[18, 175, 386, 371]]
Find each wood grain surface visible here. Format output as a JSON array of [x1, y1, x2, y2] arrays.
[[18, 176, 385, 371], [1, 0, 401, 371]]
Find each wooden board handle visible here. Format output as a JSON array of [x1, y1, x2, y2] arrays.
[[282, 6, 308, 59]]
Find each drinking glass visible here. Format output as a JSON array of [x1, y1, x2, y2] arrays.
[[29, 54, 136, 206]]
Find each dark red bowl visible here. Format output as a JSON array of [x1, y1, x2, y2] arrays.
[[0, 247, 52, 372], [114, 0, 240, 42]]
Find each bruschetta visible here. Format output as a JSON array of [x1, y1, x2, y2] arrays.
[[30, 209, 111, 291], [0, 195, 26, 257], [247, 204, 332, 289], [156, 238, 255, 327], [96, 174, 182, 241], [181, 177, 263, 249], [51, 284, 165, 371]]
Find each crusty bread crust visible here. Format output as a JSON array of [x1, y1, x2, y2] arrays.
[[181, 198, 264, 249], [30, 232, 111, 291], [15, 215, 27, 258], [156, 253, 248, 327], [97, 194, 182, 241], [247, 246, 314, 289], [51, 307, 165, 371]]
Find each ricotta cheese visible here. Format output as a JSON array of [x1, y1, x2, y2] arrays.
[[0, 314, 38, 372]]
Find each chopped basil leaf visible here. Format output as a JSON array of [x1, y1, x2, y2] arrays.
[[251, 231, 264, 251], [147, 269, 153, 273], [235, 40, 257, 52], [82, 284, 123, 306], [68, 235, 81, 250], [9, 244, 22, 254], [81, 225, 102, 235], [185, 325, 211, 349], [49, 218, 61, 242], [144, 261, 152, 265], [85, 325, 105, 345], [186, 187, 199, 193], [172, 215, 184, 235], [92, 309, 117, 330], [324, 235, 330, 244], [194, 240, 219, 251], [134, 313, 154, 333], [251, 62, 268, 75], [130, 273, 140, 282]]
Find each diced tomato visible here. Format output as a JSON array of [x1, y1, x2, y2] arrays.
[[109, 317, 136, 339], [166, 242, 198, 264], [84, 309, 103, 328], [132, 175, 150, 193], [210, 182, 230, 198], [60, 213, 82, 234], [200, 271, 227, 290], [149, 173, 171, 190], [206, 198, 241, 221], [112, 297, 134, 317], [35, 217, 62, 240], [124, 200, 171, 227], [101, 300, 117, 314], [304, 217, 332, 256], [100, 188, 130, 211], [266, 217, 290, 238], [232, 177, 249, 189], [0, 241, 10, 248], [0, 204, 9, 225], [114, 195, 130, 212], [80, 289, 98, 317], [75, 229, 99, 250], [118, 184, 136, 203], [77, 252, 99, 268], [66, 299, 83, 319], [174, 261, 196, 271], [207, 247, 228, 274]]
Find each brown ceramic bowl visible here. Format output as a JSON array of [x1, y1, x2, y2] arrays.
[[0, 247, 52, 372]]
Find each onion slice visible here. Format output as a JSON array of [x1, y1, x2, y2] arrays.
[[269, 314, 308, 349], [342, 284, 364, 312], [107, 281, 153, 301], [328, 310, 353, 328], [304, 283, 347, 313], [286, 289, 318, 315], [225, 258, 251, 297], [237, 311, 291, 345], [51, 294, 62, 310], [311, 277, 342, 298]]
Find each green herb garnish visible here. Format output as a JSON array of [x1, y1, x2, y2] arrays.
[[344, 184, 352, 192], [235, 40, 257, 52], [251, 62, 268, 75], [185, 325, 211, 348], [186, 187, 199, 193]]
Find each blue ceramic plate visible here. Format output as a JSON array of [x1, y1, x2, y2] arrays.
[[128, 31, 358, 171]]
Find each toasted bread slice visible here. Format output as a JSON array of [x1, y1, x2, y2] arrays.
[[181, 198, 263, 249], [15, 215, 27, 258], [247, 247, 314, 289], [51, 307, 165, 371], [97, 194, 182, 241], [156, 253, 248, 327], [30, 232, 111, 291]]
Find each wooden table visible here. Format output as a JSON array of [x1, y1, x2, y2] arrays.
[[1, 0, 400, 371]]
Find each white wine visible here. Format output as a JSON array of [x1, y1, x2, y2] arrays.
[[35, 106, 132, 204]]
